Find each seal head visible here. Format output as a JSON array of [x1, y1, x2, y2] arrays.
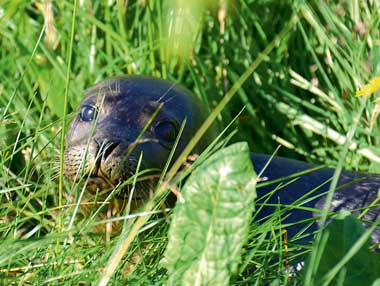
[[64, 76, 213, 193]]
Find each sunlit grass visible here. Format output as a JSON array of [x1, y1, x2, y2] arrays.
[[1, 0, 380, 285]]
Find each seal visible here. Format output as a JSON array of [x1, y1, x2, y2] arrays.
[[64, 76, 380, 241], [64, 76, 215, 200], [252, 154, 380, 241]]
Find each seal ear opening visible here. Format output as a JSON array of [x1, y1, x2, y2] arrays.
[[155, 121, 179, 144]]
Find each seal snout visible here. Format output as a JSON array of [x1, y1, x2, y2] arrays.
[[92, 140, 121, 181], [100, 141, 120, 162], [75, 140, 126, 193]]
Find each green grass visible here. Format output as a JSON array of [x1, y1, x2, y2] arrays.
[[1, 0, 380, 285]]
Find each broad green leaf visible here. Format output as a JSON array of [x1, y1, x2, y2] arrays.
[[164, 142, 257, 286], [303, 211, 380, 286]]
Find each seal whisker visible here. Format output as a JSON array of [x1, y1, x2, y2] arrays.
[[157, 82, 177, 103]]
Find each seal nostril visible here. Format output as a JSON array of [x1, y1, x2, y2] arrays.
[[102, 142, 119, 160]]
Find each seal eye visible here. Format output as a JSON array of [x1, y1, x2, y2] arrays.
[[80, 105, 97, 122], [155, 121, 178, 142]]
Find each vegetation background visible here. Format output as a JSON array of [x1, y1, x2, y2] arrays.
[[1, 0, 380, 285]]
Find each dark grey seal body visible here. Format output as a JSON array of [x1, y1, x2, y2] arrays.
[[252, 154, 380, 241]]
